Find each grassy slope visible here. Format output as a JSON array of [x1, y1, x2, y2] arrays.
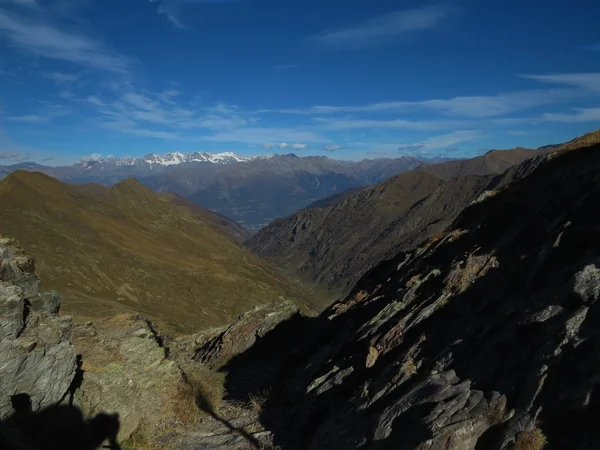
[[0, 171, 316, 334]]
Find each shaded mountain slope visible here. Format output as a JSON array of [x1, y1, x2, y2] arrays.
[[247, 146, 547, 295], [0, 171, 315, 334], [247, 171, 492, 294], [418, 146, 544, 180], [225, 141, 600, 450], [304, 186, 365, 209]]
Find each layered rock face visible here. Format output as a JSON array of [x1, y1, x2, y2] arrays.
[[227, 144, 600, 449], [0, 237, 77, 418]]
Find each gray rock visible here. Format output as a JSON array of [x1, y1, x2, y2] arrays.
[[0, 283, 25, 340], [0, 237, 76, 419]]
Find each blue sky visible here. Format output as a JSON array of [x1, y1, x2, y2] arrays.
[[0, 0, 599, 165]]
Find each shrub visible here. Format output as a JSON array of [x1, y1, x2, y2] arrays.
[[514, 428, 547, 450]]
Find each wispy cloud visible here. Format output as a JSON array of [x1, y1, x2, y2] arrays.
[[541, 107, 600, 123], [45, 71, 82, 83], [270, 88, 578, 118], [6, 114, 47, 123], [309, 4, 454, 49], [315, 117, 469, 131], [6, 102, 70, 123], [397, 143, 426, 153], [199, 128, 327, 145], [522, 73, 600, 93], [150, 0, 188, 30], [420, 130, 485, 149], [394, 131, 485, 154], [323, 145, 343, 152], [149, 0, 246, 30], [79, 87, 326, 145], [279, 142, 309, 150], [0, 151, 22, 160], [0, 8, 133, 73], [2, 0, 39, 7]]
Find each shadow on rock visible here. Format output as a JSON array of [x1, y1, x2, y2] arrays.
[[0, 393, 121, 450], [221, 312, 318, 403]]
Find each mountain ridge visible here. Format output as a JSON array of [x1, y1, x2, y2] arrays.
[[246, 142, 563, 296], [0, 153, 431, 231], [221, 137, 600, 450], [0, 170, 319, 334]]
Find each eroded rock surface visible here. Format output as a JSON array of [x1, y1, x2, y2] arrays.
[[224, 144, 600, 449], [0, 237, 76, 418]]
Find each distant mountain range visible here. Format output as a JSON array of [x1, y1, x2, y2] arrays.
[[82, 151, 252, 166], [0, 152, 441, 230]]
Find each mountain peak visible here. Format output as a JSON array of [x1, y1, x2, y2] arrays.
[[82, 151, 252, 167], [111, 177, 154, 196]]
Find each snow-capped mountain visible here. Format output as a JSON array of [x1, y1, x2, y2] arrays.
[[83, 151, 252, 167]]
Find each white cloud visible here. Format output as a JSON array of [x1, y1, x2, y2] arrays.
[[323, 145, 343, 152], [46, 71, 81, 83], [279, 142, 288, 149], [103, 121, 183, 140], [0, 9, 132, 73], [159, 89, 180, 105], [199, 128, 327, 145], [315, 117, 469, 131], [272, 88, 577, 118], [262, 143, 274, 149], [6, 114, 47, 123], [541, 107, 600, 123], [419, 130, 485, 149], [523, 73, 600, 93], [290, 143, 308, 150], [6, 103, 69, 123], [309, 4, 454, 49], [149, 0, 187, 30]]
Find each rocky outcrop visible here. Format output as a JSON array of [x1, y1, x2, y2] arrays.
[[225, 143, 600, 449], [0, 236, 76, 418], [189, 299, 300, 369]]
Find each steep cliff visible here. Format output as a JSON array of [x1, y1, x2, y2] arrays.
[[226, 142, 600, 449]]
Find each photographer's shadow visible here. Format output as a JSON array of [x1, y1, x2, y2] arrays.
[[0, 393, 121, 450]]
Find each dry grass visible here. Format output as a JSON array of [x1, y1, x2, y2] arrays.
[[401, 357, 417, 376], [183, 364, 227, 415], [121, 422, 156, 450], [445, 250, 499, 294], [246, 389, 270, 414], [0, 171, 314, 334], [514, 428, 547, 450]]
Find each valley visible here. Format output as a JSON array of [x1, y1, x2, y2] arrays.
[[0, 153, 429, 232], [1, 131, 600, 450]]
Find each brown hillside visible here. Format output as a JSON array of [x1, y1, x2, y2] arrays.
[[0, 171, 315, 334]]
